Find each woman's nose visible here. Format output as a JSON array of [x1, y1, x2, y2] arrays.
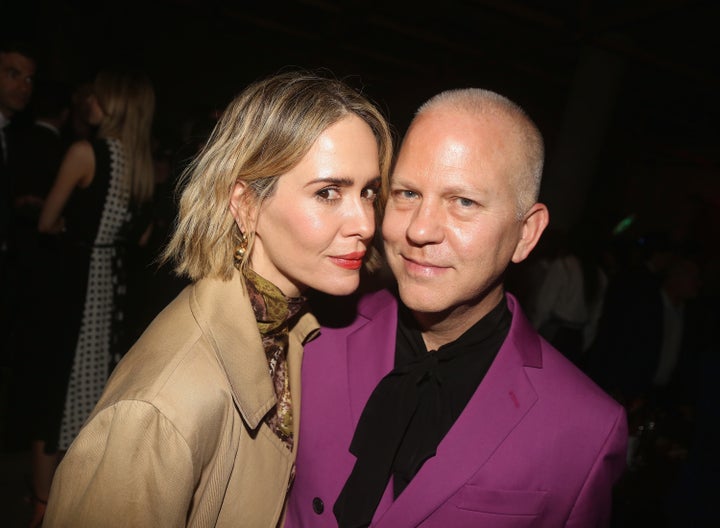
[[345, 198, 375, 240]]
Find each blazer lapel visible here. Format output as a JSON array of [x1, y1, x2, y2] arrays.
[[374, 294, 542, 527], [346, 290, 398, 425]]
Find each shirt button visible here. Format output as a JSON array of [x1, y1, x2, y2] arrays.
[[312, 497, 324, 514]]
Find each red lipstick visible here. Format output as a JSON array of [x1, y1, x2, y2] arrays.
[[330, 251, 366, 270]]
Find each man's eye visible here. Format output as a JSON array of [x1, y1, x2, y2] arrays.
[[393, 189, 417, 200]]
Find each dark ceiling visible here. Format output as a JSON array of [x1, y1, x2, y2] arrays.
[[9, 0, 720, 234]]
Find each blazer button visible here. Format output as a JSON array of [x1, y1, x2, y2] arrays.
[[312, 497, 324, 514]]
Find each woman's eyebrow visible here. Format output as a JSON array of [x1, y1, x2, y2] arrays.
[[307, 177, 355, 186]]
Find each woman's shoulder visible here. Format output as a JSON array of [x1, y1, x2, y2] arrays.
[[63, 139, 95, 163], [104, 286, 235, 419], [129, 285, 199, 355]]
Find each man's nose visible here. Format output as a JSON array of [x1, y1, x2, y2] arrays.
[[406, 199, 444, 245]]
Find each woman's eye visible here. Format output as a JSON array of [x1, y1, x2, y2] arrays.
[[362, 186, 379, 201], [316, 187, 341, 201]]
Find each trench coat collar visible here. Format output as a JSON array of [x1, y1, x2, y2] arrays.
[[190, 270, 319, 430]]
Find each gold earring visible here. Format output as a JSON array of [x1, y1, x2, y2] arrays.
[[234, 231, 249, 265]]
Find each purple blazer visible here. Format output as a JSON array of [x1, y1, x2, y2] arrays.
[[286, 290, 627, 527]]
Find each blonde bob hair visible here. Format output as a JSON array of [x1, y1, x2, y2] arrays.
[[163, 70, 394, 281], [94, 69, 156, 203]]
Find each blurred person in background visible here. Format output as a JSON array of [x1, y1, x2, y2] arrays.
[[12, 68, 156, 527]]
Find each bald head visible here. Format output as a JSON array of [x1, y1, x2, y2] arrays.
[[413, 88, 544, 217]]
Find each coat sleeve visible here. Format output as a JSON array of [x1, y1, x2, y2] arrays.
[[44, 400, 196, 527], [565, 405, 628, 527]]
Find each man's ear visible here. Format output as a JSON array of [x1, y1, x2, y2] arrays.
[[511, 202, 549, 264], [229, 180, 254, 233]]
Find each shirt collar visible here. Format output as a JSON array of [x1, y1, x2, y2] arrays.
[[35, 119, 60, 135], [397, 295, 510, 359]]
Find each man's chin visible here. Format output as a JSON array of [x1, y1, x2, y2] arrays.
[[397, 285, 448, 314]]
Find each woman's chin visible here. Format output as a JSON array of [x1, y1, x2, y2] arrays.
[[312, 276, 361, 297]]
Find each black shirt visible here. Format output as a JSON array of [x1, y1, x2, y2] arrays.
[[334, 295, 512, 528]]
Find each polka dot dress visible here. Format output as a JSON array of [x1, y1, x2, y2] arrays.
[[58, 138, 131, 450]]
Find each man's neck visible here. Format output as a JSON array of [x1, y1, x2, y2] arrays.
[[413, 289, 505, 351]]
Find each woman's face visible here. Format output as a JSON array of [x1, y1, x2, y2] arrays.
[[233, 114, 381, 297]]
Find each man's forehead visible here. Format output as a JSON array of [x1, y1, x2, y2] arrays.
[[0, 51, 37, 72], [398, 115, 511, 168]]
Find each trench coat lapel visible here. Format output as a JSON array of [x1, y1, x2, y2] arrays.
[[289, 311, 320, 453], [190, 271, 276, 429]]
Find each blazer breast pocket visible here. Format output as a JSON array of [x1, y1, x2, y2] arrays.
[[433, 485, 548, 528]]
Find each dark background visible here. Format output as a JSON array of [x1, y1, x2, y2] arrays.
[[7, 0, 720, 255], [3, 3, 718, 525]]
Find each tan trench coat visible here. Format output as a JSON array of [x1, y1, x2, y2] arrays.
[[44, 270, 319, 527]]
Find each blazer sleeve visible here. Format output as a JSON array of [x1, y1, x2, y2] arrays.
[[565, 405, 628, 527], [45, 400, 196, 527]]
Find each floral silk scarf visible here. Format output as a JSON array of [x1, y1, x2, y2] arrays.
[[242, 267, 306, 450]]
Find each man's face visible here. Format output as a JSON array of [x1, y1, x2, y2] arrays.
[[0, 51, 36, 117], [382, 109, 543, 326]]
